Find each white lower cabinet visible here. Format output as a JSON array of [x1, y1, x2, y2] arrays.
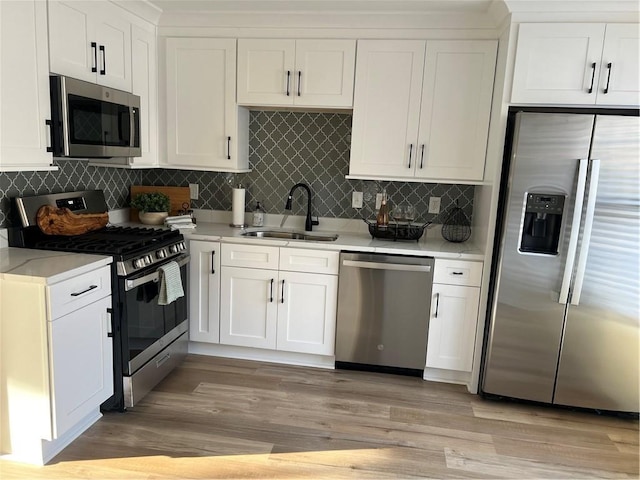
[[0, 262, 113, 464], [189, 240, 220, 343], [218, 244, 338, 355], [426, 259, 482, 374]]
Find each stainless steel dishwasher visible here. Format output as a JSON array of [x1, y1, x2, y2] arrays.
[[335, 252, 434, 375]]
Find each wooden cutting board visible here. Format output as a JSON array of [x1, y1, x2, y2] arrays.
[[37, 206, 109, 236], [130, 186, 191, 221]]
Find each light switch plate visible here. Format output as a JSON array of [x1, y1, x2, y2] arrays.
[[189, 183, 199, 200], [428, 197, 441, 214], [352, 191, 363, 209]]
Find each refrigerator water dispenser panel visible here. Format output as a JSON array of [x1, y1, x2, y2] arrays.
[[520, 193, 565, 255]]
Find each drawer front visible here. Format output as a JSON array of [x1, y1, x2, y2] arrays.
[[48, 265, 112, 320], [279, 248, 339, 275], [221, 243, 280, 270], [433, 259, 482, 287]]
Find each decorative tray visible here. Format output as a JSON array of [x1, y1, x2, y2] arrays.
[[364, 220, 431, 242]]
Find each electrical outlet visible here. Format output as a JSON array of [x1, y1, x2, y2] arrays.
[[189, 183, 199, 200], [352, 191, 363, 209], [375, 193, 384, 210], [428, 197, 441, 214]]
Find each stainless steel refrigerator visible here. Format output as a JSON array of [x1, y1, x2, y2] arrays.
[[481, 111, 639, 413]]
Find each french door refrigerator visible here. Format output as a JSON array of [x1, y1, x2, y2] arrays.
[[481, 111, 639, 413]]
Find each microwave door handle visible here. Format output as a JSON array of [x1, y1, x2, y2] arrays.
[[130, 107, 135, 150], [60, 77, 71, 156]]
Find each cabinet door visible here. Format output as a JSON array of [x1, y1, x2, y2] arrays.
[[220, 267, 277, 349], [165, 38, 241, 170], [416, 41, 496, 181], [131, 24, 158, 167], [189, 241, 220, 343], [511, 23, 606, 105], [49, 296, 113, 438], [294, 40, 355, 107], [48, 0, 97, 84], [94, 4, 132, 91], [597, 24, 640, 106], [426, 284, 480, 372], [0, 0, 54, 171], [276, 271, 338, 355], [349, 40, 425, 178], [237, 39, 296, 106]]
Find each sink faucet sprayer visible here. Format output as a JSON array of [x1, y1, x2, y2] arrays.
[[284, 183, 319, 231]]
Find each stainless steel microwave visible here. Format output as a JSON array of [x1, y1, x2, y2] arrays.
[[49, 75, 141, 158]]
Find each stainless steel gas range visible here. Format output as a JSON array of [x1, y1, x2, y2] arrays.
[[10, 190, 190, 411]]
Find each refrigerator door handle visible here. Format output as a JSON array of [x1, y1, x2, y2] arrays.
[[570, 159, 601, 306], [559, 158, 589, 305]]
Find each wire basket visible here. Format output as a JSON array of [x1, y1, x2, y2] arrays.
[[441, 204, 471, 243], [364, 220, 431, 242]]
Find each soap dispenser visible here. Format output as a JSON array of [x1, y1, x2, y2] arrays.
[[252, 202, 265, 227]]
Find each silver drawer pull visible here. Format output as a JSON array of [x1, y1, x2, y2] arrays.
[[156, 353, 171, 368], [70, 284, 98, 297], [451, 271, 464, 276]]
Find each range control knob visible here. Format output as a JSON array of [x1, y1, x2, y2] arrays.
[[179, 242, 186, 251], [156, 249, 167, 259], [144, 255, 153, 265], [169, 244, 178, 254], [133, 258, 144, 269]]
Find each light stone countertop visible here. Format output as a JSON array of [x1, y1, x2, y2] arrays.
[[0, 248, 112, 285], [183, 221, 484, 261]]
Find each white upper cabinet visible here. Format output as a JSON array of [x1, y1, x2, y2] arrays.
[[164, 38, 249, 172], [416, 41, 497, 181], [597, 24, 640, 106], [130, 24, 158, 167], [349, 40, 496, 183], [48, 0, 132, 91], [237, 39, 356, 108], [511, 23, 639, 106], [0, 0, 54, 171]]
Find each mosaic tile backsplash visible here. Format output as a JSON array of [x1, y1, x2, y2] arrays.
[[0, 111, 474, 228]]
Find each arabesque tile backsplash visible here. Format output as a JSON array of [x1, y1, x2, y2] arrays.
[[0, 111, 473, 228]]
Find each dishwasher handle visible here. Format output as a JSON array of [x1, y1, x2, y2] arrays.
[[342, 259, 432, 273]]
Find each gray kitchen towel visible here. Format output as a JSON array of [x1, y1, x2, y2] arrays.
[[158, 261, 184, 305]]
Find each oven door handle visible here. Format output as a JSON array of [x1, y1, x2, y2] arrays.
[[125, 255, 190, 292]]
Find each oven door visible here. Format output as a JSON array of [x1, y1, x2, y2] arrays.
[[120, 254, 189, 375]]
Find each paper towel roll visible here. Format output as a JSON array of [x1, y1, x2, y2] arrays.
[[231, 187, 246, 226]]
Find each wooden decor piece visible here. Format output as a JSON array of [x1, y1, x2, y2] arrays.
[[130, 186, 191, 221], [37, 206, 109, 236]]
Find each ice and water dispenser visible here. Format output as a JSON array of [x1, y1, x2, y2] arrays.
[[519, 193, 565, 255]]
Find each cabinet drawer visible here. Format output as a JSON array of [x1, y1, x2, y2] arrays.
[[48, 265, 111, 320], [433, 259, 482, 287], [279, 248, 339, 275], [221, 243, 280, 270]]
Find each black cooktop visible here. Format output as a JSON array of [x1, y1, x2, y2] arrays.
[[31, 226, 182, 258]]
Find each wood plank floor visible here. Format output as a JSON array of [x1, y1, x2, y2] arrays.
[[1, 354, 638, 479]]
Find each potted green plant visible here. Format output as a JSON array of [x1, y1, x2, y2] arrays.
[[131, 191, 171, 225]]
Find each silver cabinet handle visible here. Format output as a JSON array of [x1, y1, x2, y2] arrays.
[[99, 45, 106, 75], [343, 259, 431, 273], [434, 292, 440, 318], [269, 278, 274, 303], [71, 285, 98, 297], [419, 144, 425, 169], [227, 136, 231, 160], [211, 250, 216, 274], [297, 71, 302, 96]]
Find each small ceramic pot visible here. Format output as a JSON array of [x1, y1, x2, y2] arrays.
[[139, 211, 169, 225]]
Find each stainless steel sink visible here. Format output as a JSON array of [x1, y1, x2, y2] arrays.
[[242, 230, 339, 242]]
